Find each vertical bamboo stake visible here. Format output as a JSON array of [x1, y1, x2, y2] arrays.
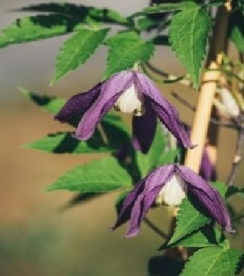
[[184, 2, 231, 172]]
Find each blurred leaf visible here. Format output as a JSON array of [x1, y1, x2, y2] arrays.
[[148, 125, 166, 166], [130, 2, 197, 18], [238, 0, 244, 15], [229, 9, 244, 52], [100, 112, 131, 150], [21, 88, 65, 114], [18, 3, 128, 25], [169, 4, 211, 88], [226, 186, 244, 200], [52, 28, 109, 84], [160, 225, 225, 249], [0, 14, 79, 49], [226, 185, 240, 198], [169, 197, 209, 244], [135, 124, 166, 177], [180, 247, 243, 276], [23, 131, 113, 154], [59, 192, 103, 211], [104, 31, 154, 78], [156, 148, 179, 167], [152, 35, 170, 46], [47, 157, 132, 192], [230, 25, 244, 52]]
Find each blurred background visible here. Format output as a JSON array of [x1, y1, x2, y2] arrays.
[[0, 1, 243, 275]]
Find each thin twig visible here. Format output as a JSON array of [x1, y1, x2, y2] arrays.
[[206, 67, 244, 84], [143, 216, 169, 239], [171, 91, 237, 129], [145, 62, 192, 87], [227, 129, 244, 185]]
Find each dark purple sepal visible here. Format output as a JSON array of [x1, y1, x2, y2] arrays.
[[132, 100, 157, 154], [55, 83, 102, 122]]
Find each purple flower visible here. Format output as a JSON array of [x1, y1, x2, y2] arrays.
[[111, 164, 234, 238], [55, 70, 194, 153]]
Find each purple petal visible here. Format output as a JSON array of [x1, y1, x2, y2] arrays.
[[132, 101, 157, 154], [111, 178, 147, 231], [199, 149, 216, 181], [134, 72, 194, 149], [111, 165, 175, 237], [75, 71, 134, 140], [125, 187, 162, 237], [55, 83, 101, 122], [176, 165, 234, 233]]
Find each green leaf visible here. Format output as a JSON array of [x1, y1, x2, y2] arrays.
[[225, 186, 244, 200], [135, 124, 166, 177], [104, 31, 154, 78], [156, 148, 179, 167], [160, 225, 225, 249], [169, 5, 211, 88], [100, 112, 130, 148], [59, 192, 102, 211], [148, 125, 166, 167], [180, 247, 243, 276], [210, 181, 227, 198], [0, 14, 78, 49], [47, 156, 132, 192], [169, 197, 209, 244], [20, 88, 65, 114], [52, 28, 109, 84], [229, 10, 244, 52], [130, 2, 197, 18], [23, 132, 112, 154], [152, 35, 170, 46], [18, 3, 128, 25], [230, 25, 244, 52]]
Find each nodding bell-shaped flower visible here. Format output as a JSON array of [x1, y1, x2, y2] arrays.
[[55, 70, 194, 153], [111, 164, 234, 238], [215, 87, 240, 119]]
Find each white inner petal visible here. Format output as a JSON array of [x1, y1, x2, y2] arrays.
[[115, 84, 144, 115], [156, 174, 187, 206], [220, 87, 239, 117]]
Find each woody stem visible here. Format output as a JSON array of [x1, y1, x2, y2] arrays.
[[184, 3, 232, 172]]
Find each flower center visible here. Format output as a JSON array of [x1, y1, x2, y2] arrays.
[[114, 84, 144, 116], [156, 174, 187, 206]]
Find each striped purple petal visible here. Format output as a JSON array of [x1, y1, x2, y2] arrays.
[[111, 165, 175, 237], [176, 165, 234, 233], [55, 83, 101, 122], [134, 72, 194, 149], [75, 71, 134, 140]]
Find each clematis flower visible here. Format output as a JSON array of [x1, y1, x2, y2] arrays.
[[111, 164, 234, 238], [55, 70, 194, 153]]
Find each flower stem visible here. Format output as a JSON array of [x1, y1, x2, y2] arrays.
[[143, 216, 168, 239], [227, 129, 244, 185]]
